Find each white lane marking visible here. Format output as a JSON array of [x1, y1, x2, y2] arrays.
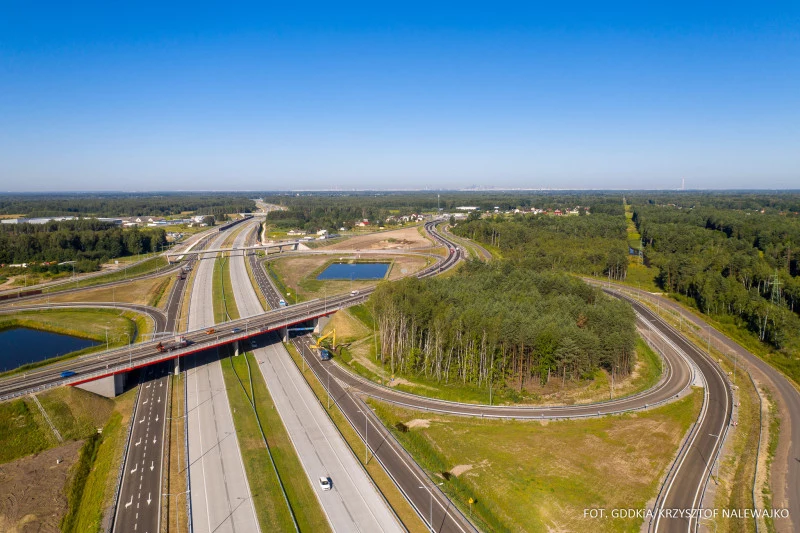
[[125, 496, 133, 508], [150, 461, 154, 471], [147, 493, 152, 505], [130, 463, 137, 474], [135, 438, 141, 446]]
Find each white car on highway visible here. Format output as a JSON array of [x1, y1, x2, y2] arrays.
[[319, 476, 331, 491]]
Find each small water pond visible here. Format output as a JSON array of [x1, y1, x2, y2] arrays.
[[317, 262, 391, 280], [0, 327, 98, 371]]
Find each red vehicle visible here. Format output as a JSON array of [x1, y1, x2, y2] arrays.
[[156, 336, 188, 353]]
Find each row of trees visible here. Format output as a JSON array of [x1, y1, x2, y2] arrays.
[[0, 220, 167, 265], [371, 262, 637, 389]]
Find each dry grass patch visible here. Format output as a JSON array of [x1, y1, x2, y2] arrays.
[[371, 388, 703, 533], [324, 226, 433, 251], [32, 274, 173, 307]]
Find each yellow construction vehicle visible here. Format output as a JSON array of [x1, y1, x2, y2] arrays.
[[311, 329, 335, 360]]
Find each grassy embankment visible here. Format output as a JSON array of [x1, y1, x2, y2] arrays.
[[325, 305, 662, 406], [369, 388, 702, 533], [0, 383, 137, 532], [61, 387, 137, 533], [0, 308, 151, 376], [162, 372, 187, 532], [31, 272, 175, 308], [283, 342, 428, 532], [42, 256, 170, 294], [220, 347, 330, 532]]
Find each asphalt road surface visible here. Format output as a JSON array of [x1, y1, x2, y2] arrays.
[[186, 229, 259, 533], [255, 338, 404, 532], [231, 219, 403, 531], [112, 364, 171, 533]]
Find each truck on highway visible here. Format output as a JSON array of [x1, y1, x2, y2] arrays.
[[156, 336, 189, 353], [60, 370, 77, 378]]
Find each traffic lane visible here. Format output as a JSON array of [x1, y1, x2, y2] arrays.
[[113, 365, 170, 533], [292, 335, 475, 533], [229, 221, 264, 318], [185, 350, 260, 533], [624, 299, 732, 533], [319, 326, 692, 419], [256, 340, 403, 532], [187, 231, 230, 330], [641, 289, 800, 529]]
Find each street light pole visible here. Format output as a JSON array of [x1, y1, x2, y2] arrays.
[[419, 482, 445, 533]]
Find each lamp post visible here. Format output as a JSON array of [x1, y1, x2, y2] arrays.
[[419, 482, 445, 533], [124, 332, 133, 369]]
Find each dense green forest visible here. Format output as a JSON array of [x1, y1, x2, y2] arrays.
[[453, 211, 630, 280], [371, 262, 637, 389], [632, 202, 800, 350], [0, 193, 255, 219], [0, 220, 167, 271]]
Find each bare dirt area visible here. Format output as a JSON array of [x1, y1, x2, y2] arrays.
[[324, 226, 433, 251], [0, 440, 83, 533]]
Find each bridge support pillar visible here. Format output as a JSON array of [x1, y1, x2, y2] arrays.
[[313, 316, 331, 334], [234, 340, 240, 356], [279, 326, 289, 343], [174, 358, 180, 375], [75, 372, 127, 399]]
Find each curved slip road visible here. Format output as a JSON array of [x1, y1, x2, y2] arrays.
[[601, 283, 798, 533]]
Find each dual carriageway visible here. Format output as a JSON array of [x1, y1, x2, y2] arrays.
[[0, 218, 790, 532]]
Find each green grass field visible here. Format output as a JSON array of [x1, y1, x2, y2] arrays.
[[0, 398, 58, 463], [370, 388, 702, 533], [220, 349, 329, 532], [212, 255, 240, 323]]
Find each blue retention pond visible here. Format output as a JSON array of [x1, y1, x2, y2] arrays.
[[317, 262, 390, 280], [0, 327, 98, 371]]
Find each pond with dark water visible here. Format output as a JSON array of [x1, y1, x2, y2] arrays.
[[317, 262, 391, 280], [0, 327, 98, 371]]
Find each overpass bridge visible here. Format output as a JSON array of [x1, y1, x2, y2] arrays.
[[166, 240, 300, 262], [0, 239, 460, 401]]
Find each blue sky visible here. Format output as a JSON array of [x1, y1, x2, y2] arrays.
[[1, 1, 798, 191]]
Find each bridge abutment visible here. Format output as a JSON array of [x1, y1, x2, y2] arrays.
[[75, 372, 127, 398]]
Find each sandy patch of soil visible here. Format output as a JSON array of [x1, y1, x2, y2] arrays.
[[450, 464, 473, 476], [406, 419, 432, 429], [326, 227, 433, 251], [0, 440, 83, 533]]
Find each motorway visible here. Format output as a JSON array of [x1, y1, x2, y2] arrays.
[[227, 218, 404, 531], [0, 220, 751, 533], [112, 364, 171, 533], [185, 225, 259, 533]]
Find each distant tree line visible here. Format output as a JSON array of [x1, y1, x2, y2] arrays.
[[0, 193, 255, 219], [371, 262, 637, 389], [0, 220, 167, 271], [453, 212, 630, 280]]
